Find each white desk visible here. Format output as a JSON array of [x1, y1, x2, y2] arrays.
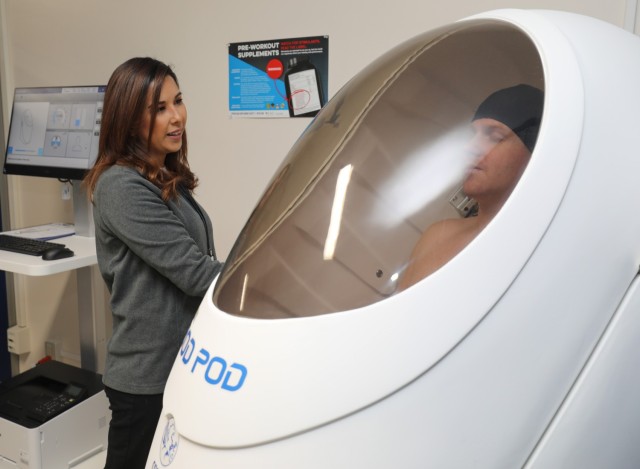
[[0, 235, 108, 373], [0, 235, 97, 276]]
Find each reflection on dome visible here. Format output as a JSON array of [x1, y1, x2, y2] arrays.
[[214, 21, 544, 318]]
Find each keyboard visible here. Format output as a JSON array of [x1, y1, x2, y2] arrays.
[[0, 234, 65, 256]]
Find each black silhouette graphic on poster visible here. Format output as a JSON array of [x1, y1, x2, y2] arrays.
[[284, 56, 325, 117]]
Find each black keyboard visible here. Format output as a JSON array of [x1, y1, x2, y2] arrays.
[[0, 234, 65, 256]]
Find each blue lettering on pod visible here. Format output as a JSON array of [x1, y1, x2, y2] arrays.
[[222, 364, 248, 391], [178, 329, 248, 392]]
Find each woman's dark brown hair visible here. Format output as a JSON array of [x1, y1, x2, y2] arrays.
[[83, 57, 197, 201]]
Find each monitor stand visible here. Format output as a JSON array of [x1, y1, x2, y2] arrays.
[[72, 180, 105, 373], [73, 181, 94, 237]]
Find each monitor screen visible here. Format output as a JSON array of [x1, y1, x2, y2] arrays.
[[3, 85, 105, 180]]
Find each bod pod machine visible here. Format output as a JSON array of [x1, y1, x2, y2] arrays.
[[147, 9, 640, 468]]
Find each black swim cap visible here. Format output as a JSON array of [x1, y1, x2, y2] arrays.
[[473, 84, 544, 152]]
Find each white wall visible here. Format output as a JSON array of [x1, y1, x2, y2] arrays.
[[0, 0, 635, 372]]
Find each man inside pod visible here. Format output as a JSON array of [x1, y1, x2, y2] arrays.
[[399, 84, 543, 290]]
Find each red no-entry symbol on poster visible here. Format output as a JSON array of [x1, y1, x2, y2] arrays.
[[266, 59, 284, 79]]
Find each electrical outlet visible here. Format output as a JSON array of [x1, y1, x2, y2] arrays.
[[45, 339, 62, 360], [61, 183, 72, 200], [7, 325, 31, 355]]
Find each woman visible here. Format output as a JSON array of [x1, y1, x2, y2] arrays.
[[83, 57, 223, 468]]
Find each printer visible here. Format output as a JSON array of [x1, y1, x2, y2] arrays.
[[0, 360, 109, 469]]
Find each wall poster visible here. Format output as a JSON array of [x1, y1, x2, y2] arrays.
[[228, 36, 329, 118]]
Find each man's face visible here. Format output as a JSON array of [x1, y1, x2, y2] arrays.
[[463, 118, 531, 204]]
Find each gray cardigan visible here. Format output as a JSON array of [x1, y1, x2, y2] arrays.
[[93, 165, 222, 394]]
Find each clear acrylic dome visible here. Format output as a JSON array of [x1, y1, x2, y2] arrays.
[[213, 20, 545, 318]]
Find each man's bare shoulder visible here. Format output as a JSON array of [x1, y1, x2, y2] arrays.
[[415, 217, 474, 249]]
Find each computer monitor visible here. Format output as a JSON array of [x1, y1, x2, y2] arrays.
[[3, 86, 106, 236], [3, 85, 105, 181]]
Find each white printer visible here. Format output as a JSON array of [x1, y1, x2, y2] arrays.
[[0, 360, 109, 469]]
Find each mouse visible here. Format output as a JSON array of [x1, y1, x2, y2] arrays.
[[41, 246, 75, 261]]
